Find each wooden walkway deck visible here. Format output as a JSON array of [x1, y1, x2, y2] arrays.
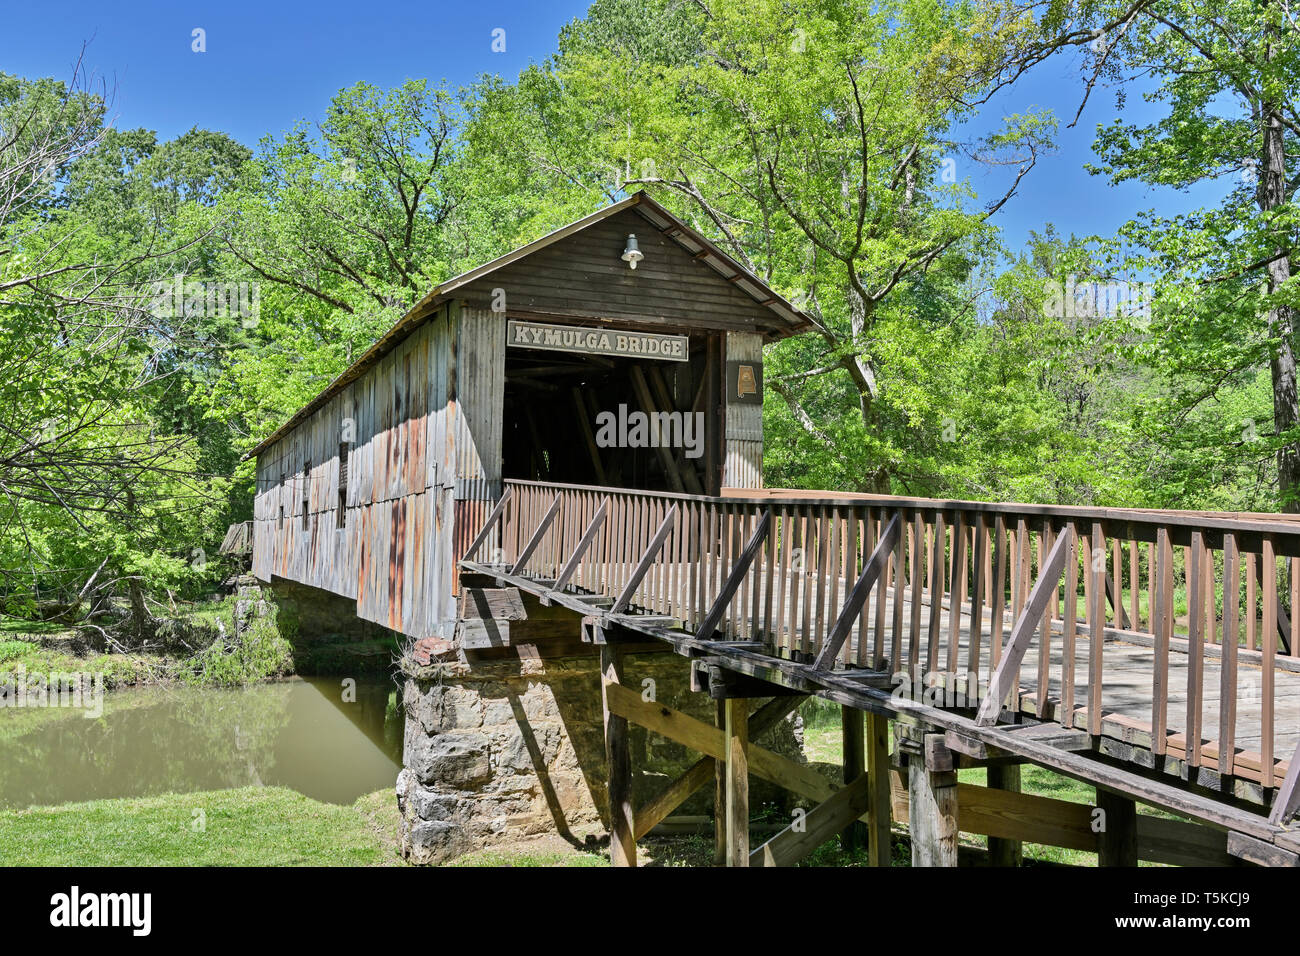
[[458, 478, 1300, 866]]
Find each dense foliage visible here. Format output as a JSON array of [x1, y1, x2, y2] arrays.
[[2, 0, 1296, 627]]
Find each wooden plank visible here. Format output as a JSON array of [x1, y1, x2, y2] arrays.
[[462, 485, 513, 564], [1152, 527, 1171, 755], [925, 514, 947, 676], [1061, 523, 1079, 728], [947, 512, 968, 678], [990, 515, 1008, 678], [1227, 830, 1299, 867], [969, 515, 987, 691], [1221, 533, 1239, 776], [1089, 522, 1106, 736], [1263, 536, 1277, 788], [1186, 531, 1204, 767]]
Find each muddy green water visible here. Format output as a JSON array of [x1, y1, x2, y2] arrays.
[[0, 677, 402, 810]]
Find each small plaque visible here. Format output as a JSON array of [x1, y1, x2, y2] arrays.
[[726, 361, 763, 405]]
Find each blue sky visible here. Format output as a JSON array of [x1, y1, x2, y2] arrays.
[[0, 0, 1225, 257]]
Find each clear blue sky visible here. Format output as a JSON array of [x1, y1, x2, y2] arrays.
[[0, 0, 1223, 256]]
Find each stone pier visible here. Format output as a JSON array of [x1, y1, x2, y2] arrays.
[[396, 651, 805, 864]]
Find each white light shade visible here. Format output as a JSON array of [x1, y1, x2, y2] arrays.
[[621, 233, 644, 269]]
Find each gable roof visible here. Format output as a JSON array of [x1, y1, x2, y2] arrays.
[[246, 191, 811, 459]]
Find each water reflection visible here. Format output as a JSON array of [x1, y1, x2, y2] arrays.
[[0, 676, 401, 810]]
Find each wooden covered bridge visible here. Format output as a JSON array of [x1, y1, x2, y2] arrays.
[[248, 192, 1300, 867]]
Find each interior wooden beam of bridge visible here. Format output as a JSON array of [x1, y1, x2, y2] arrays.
[[459, 478, 1300, 868]]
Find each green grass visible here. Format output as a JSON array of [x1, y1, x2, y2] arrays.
[[0, 786, 404, 866], [447, 845, 608, 867], [0, 616, 68, 637]]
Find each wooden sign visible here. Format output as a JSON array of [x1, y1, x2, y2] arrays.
[[507, 320, 688, 362]]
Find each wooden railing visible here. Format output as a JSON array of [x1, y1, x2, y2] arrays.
[[465, 479, 1300, 818]]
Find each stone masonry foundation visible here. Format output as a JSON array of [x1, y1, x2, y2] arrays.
[[396, 652, 805, 864]]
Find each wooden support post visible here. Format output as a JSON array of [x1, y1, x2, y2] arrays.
[[1096, 787, 1138, 867], [908, 737, 958, 867], [600, 644, 636, 867], [713, 699, 727, 865], [866, 711, 892, 867], [724, 697, 749, 866], [986, 764, 1023, 866], [841, 706, 866, 853]]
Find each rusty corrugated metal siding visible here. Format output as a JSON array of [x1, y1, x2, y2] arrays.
[[251, 305, 461, 639]]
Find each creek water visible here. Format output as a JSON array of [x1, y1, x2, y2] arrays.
[[0, 676, 402, 810]]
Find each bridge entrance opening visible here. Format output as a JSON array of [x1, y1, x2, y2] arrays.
[[501, 328, 723, 494]]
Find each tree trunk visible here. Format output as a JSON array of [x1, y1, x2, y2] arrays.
[[1260, 88, 1300, 512], [123, 485, 152, 641]]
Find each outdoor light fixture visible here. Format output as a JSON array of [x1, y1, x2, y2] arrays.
[[621, 233, 644, 270]]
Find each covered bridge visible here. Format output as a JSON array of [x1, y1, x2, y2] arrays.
[[247, 191, 809, 639]]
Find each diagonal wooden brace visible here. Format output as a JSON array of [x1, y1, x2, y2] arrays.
[[976, 526, 1074, 726], [813, 513, 901, 671], [510, 493, 564, 575], [632, 695, 807, 839], [694, 509, 772, 640], [610, 505, 679, 614], [462, 485, 514, 563], [1270, 742, 1300, 824], [547, 496, 610, 598]]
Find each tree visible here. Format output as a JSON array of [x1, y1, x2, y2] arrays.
[[468, 0, 1058, 491], [1085, 0, 1300, 509], [0, 64, 233, 637]]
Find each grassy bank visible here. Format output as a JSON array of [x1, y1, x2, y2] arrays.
[[0, 786, 404, 866]]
